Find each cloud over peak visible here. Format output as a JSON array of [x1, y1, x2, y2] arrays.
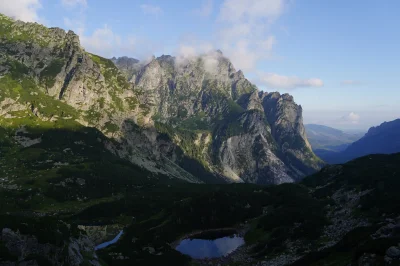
[[0, 0, 42, 22], [216, 0, 288, 71]]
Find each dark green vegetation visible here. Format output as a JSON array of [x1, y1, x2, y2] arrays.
[[40, 59, 65, 88], [0, 215, 81, 247], [296, 154, 400, 265], [3, 151, 399, 265], [65, 181, 330, 265], [246, 184, 330, 257], [0, 124, 172, 214], [304, 153, 400, 218], [0, 14, 61, 46]]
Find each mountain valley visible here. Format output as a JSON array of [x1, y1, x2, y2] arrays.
[[314, 120, 400, 164], [0, 13, 400, 266]]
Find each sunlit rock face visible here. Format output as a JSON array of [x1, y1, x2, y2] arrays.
[[112, 52, 322, 184], [0, 13, 322, 184]]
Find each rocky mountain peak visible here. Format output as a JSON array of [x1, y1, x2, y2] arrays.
[[236, 70, 245, 79], [111, 56, 140, 66], [157, 54, 174, 61], [111, 56, 142, 82], [0, 12, 322, 185], [281, 93, 294, 101]]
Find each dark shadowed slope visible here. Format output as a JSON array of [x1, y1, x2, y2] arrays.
[[318, 119, 400, 164]]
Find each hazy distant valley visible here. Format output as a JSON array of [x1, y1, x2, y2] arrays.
[[306, 120, 400, 164]]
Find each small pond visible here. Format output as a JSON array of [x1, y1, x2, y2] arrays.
[[175, 229, 244, 259], [95, 230, 123, 250]]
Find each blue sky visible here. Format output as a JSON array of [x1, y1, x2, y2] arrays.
[[1, 0, 399, 131]]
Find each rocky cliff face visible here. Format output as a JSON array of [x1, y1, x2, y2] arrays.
[[1, 227, 100, 266], [113, 52, 322, 184], [0, 13, 140, 128], [0, 13, 322, 184]]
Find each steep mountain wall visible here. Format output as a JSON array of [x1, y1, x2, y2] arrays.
[[0, 13, 322, 184]]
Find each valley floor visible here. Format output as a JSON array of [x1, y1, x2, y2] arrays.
[[1, 154, 400, 265]]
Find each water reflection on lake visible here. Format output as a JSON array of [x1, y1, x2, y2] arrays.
[[175, 234, 244, 259]]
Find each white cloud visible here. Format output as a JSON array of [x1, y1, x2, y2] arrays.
[[219, 0, 285, 23], [64, 17, 85, 34], [178, 45, 198, 59], [341, 80, 362, 86], [304, 109, 399, 130], [0, 0, 42, 22], [203, 55, 219, 74], [162, 0, 289, 77], [194, 0, 213, 17], [79, 25, 138, 58], [173, 39, 227, 76], [62, 2, 157, 60], [175, 42, 214, 69], [216, 0, 287, 71], [61, 0, 87, 8], [81, 25, 122, 56], [228, 39, 257, 71], [62, 0, 161, 60], [256, 72, 324, 90], [258, 36, 276, 51], [140, 4, 163, 16], [65, 19, 157, 59], [175, 33, 213, 58], [340, 112, 361, 124]]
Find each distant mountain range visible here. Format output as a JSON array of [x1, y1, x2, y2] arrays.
[[311, 119, 400, 164], [305, 124, 364, 152]]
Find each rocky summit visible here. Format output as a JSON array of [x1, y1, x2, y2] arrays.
[[0, 13, 321, 185]]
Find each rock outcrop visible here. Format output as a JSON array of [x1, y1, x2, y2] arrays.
[[113, 52, 322, 183], [0, 13, 322, 184], [1, 228, 100, 266]]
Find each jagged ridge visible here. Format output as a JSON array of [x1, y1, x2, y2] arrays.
[[0, 13, 322, 184]]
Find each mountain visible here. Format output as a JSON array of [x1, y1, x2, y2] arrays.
[[305, 124, 364, 151], [1, 13, 400, 266], [0, 13, 322, 185], [116, 53, 323, 184], [110, 56, 141, 82], [319, 119, 400, 164]]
